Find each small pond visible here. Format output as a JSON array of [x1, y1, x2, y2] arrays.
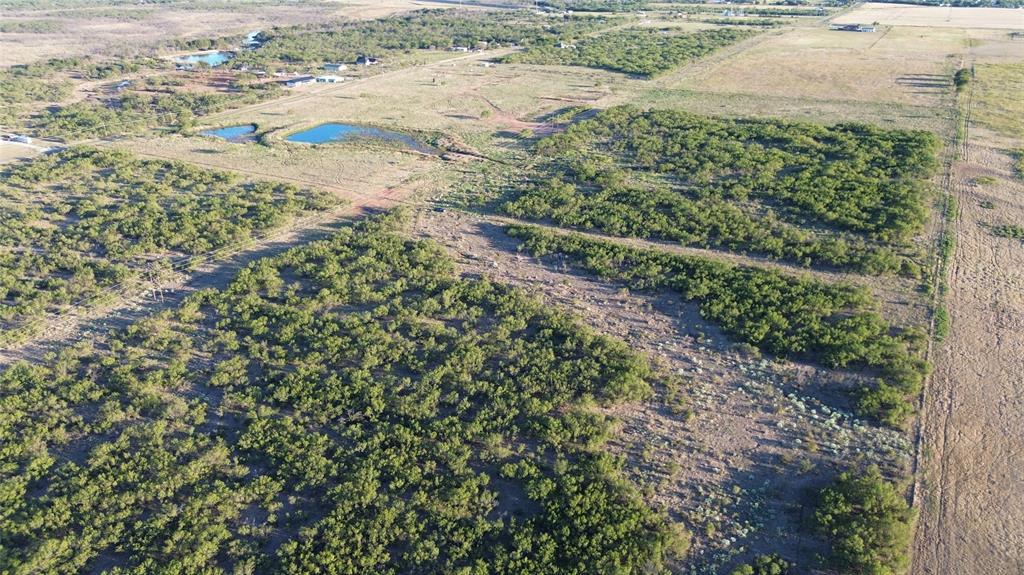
[[285, 123, 433, 153], [177, 51, 234, 67], [201, 124, 257, 143]]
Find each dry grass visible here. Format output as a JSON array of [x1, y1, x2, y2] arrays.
[[665, 25, 965, 109], [834, 2, 1024, 30], [0, 142, 40, 164], [973, 62, 1024, 140]]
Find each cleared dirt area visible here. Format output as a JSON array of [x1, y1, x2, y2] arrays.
[[834, 2, 1024, 30]]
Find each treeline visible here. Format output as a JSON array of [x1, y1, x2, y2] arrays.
[[501, 27, 756, 77], [669, 5, 826, 16], [0, 19, 63, 33], [507, 225, 928, 425], [0, 147, 336, 343], [0, 213, 687, 573], [231, 10, 607, 69], [502, 106, 937, 275], [537, 0, 649, 11]]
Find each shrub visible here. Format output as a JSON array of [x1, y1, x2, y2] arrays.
[[815, 466, 915, 575]]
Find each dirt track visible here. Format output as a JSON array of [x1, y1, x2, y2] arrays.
[[913, 128, 1024, 573]]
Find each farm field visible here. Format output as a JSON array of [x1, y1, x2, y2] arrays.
[[833, 2, 1024, 30], [1, 2, 1023, 574], [911, 26, 1024, 575]]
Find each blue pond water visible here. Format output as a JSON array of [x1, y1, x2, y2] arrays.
[[285, 123, 432, 153], [177, 51, 233, 67], [201, 124, 257, 142]]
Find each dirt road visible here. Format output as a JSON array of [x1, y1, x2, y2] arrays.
[[912, 129, 1024, 573]]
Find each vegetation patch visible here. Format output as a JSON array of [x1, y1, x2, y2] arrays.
[[814, 466, 915, 575], [35, 81, 281, 139], [0, 147, 337, 344], [502, 28, 756, 77], [0, 213, 687, 573], [232, 9, 608, 70], [501, 106, 938, 274], [991, 223, 1024, 240], [507, 225, 929, 425]]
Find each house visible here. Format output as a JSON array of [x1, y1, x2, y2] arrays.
[[243, 31, 263, 49], [315, 75, 345, 83], [355, 55, 379, 66], [284, 75, 316, 87], [829, 23, 876, 32], [324, 62, 348, 72], [450, 46, 470, 52]]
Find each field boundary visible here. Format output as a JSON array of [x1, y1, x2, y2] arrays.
[[908, 57, 972, 571]]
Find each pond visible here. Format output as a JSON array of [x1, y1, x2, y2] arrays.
[[285, 123, 433, 153], [200, 124, 257, 143], [177, 51, 234, 67]]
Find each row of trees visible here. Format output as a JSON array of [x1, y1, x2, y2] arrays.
[[0, 212, 687, 573], [507, 224, 928, 425], [501, 28, 756, 77], [0, 147, 336, 343], [231, 10, 608, 69], [501, 106, 937, 275]]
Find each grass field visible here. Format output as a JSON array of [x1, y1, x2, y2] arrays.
[[834, 2, 1024, 30], [973, 62, 1024, 139]]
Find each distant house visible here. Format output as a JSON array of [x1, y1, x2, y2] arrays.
[[243, 31, 263, 49], [450, 46, 470, 52], [284, 75, 316, 87], [315, 75, 345, 83], [324, 62, 348, 72], [829, 23, 876, 32], [355, 55, 379, 66]]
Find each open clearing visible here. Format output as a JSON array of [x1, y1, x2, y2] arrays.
[[835, 2, 1024, 30], [637, 23, 964, 132]]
